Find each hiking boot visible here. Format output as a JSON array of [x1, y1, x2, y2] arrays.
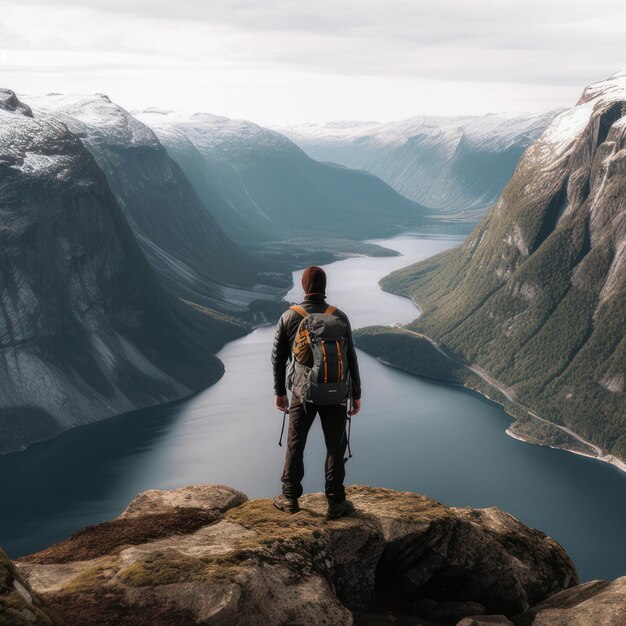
[[273, 494, 300, 514], [327, 499, 356, 519]]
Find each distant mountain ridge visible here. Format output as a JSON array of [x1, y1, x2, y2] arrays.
[[356, 72, 626, 464], [27, 94, 289, 320], [135, 108, 432, 246], [277, 111, 560, 221]]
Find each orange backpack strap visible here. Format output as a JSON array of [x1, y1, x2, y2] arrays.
[[290, 305, 309, 318], [324, 305, 337, 315]]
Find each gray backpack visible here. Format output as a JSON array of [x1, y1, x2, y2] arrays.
[[287, 304, 351, 405]]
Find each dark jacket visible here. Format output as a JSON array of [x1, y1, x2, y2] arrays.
[[271, 294, 361, 400]]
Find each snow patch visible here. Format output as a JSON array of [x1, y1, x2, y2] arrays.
[[28, 93, 160, 150], [536, 70, 626, 160], [539, 100, 595, 157], [16, 151, 60, 173]]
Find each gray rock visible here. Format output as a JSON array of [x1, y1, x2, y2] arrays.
[[516, 577, 626, 625], [120, 484, 248, 518], [0, 548, 54, 625], [14, 485, 577, 626], [0, 88, 33, 117]]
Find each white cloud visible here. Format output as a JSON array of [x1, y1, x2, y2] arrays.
[[0, 1, 624, 124]]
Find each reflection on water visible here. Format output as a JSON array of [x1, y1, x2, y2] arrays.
[[1, 234, 624, 582]]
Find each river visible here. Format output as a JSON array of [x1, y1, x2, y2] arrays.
[[1, 233, 624, 582]]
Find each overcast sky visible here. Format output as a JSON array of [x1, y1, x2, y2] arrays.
[[0, 0, 624, 125]]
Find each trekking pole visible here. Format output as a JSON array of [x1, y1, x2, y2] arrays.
[[344, 398, 354, 462], [279, 408, 288, 447]]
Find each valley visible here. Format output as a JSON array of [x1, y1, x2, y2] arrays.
[[0, 89, 430, 454], [0, 72, 624, 598], [1, 235, 624, 585], [277, 111, 560, 223], [2, 5, 625, 624]]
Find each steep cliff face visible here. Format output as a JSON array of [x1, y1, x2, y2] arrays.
[[27, 95, 289, 319], [278, 112, 559, 221], [0, 90, 225, 453], [135, 109, 430, 246], [376, 72, 626, 462], [11, 484, 588, 626]]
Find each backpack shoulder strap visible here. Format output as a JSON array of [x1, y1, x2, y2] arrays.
[[324, 305, 337, 315], [290, 305, 309, 318]]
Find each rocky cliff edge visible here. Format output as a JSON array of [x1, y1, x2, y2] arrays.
[[3, 485, 624, 625]]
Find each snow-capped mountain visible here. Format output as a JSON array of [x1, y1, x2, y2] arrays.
[[135, 109, 430, 245], [374, 72, 626, 463], [27, 94, 289, 317], [0, 89, 231, 453], [277, 111, 560, 220]]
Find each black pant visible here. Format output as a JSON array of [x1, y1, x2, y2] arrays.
[[281, 396, 348, 503]]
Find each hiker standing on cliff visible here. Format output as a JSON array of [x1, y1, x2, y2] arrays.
[[271, 265, 361, 518]]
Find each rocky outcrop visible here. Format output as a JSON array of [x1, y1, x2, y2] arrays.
[[363, 71, 626, 464], [10, 484, 585, 625], [135, 109, 430, 246], [0, 90, 228, 453], [515, 577, 626, 625], [0, 548, 54, 625], [0, 88, 33, 117]]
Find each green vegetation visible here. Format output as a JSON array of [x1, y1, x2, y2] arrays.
[[354, 326, 468, 385], [254, 237, 400, 268], [371, 104, 626, 462]]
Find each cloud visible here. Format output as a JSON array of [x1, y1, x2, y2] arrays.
[[0, 1, 624, 123]]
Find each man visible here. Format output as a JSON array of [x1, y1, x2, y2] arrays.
[[271, 265, 361, 518]]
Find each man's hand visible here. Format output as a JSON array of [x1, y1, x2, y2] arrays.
[[348, 398, 361, 416], [275, 394, 289, 412]]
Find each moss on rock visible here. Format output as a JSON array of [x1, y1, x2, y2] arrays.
[[9, 484, 582, 626]]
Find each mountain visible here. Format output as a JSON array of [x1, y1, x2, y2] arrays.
[[27, 95, 289, 320], [277, 111, 559, 221], [0, 89, 240, 453], [357, 72, 626, 464], [134, 109, 431, 247]]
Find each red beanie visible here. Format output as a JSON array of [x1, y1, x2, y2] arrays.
[[302, 266, 326, 295]]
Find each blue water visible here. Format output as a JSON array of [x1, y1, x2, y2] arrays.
[[1, 234, 624, 582]]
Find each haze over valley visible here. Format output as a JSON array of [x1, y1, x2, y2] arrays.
[[276, 110, 560, 223]]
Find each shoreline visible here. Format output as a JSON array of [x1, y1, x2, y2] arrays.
[[462, 369, 626, 475], [382, 324, 626, 475], [504, 427, 626, 472]]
